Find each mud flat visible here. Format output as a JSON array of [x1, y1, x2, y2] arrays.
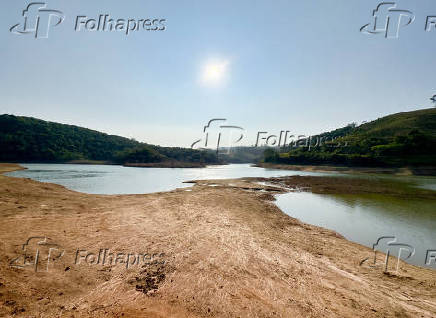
[[250, 175, 436, 199], [257, 162, 436, 176], [0, 163, 435, 317]]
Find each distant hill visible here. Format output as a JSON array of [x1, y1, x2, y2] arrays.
[[264, 108, 436, 167], [216, 146, 268, 163], [0, 115, 219, 166], [350, 108, 436, 139]]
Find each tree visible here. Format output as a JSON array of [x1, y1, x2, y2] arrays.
[[263, 149, 279, 163]]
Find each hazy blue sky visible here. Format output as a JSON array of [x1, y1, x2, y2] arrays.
[[1, 0, 435, 147]]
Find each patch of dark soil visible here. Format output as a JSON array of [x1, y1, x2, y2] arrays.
[[132, 263, 166, 295]]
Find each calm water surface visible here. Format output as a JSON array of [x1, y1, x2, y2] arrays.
[[8, 163, 436, 269], [7, 163, 327, 194], [276, 192, 436, 268]]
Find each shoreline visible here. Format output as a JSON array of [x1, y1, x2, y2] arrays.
[[123, 161, 217, 168], [0, 161, 226, 169], [1, 163, 436, 317], [256, 162, 436, 176], [0, 163, 26, 174]]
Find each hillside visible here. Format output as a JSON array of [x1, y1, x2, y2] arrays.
[[0, 115, 219, 165], [351, 108, 436, 138], [264, 108, 436, 168]]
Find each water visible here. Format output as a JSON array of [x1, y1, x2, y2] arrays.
[[7, 163, 436, 269], [7, 163, 328, 195], [332, 173, 436, 192], [276, 192, 436, 268]]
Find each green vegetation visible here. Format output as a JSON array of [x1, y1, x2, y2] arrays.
[[114, 145, 219, 165], [219, 146, 268, 163], [0, 115, 219, 165], [263, 108, 436, 167], [4, 108, 435, 168]]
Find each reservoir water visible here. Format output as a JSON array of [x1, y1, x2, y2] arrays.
[[276, 192, 436, 268], [6, 163, 328, 194]]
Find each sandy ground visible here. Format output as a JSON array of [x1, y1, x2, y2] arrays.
[[0, 163, 435, 318]]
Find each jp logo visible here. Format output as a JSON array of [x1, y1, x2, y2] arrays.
[[10, 2, 65, 39], [10, 237, 65, 272], [361, 2, 415, 39], [360, 236, 415, 274], [191, 119, 244, 154]]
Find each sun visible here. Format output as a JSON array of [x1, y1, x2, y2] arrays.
[[200, 59, 229, 86]]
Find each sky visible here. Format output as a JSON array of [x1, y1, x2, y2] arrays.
[[0, 0, 435, 147]]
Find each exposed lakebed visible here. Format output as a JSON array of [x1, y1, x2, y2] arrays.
[[8, 163, 436, 268]]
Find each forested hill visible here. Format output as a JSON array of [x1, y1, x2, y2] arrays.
[[0, 115, 219, 165], [264, 108, 436, 168]]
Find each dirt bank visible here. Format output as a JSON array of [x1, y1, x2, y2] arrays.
[[0, 163, 26, 174], [249, 175, 436, 199], [257, 163, 436, 176], [0, 164, 435, 317]]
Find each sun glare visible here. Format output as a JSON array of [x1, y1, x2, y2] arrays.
[[201, 59, 229, 86]]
